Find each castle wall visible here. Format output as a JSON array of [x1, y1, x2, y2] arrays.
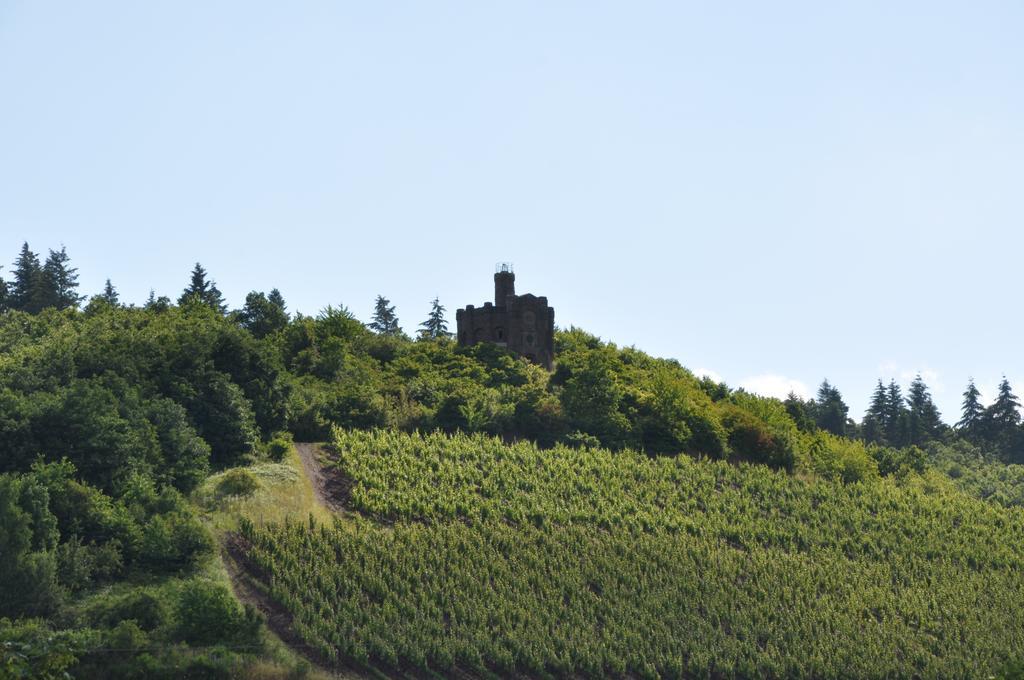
[[456, 283, 554, 370]]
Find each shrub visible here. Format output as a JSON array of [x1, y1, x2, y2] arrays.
[[216, 469, 260, 498], [139, 512, 213, 571], [265, 433, 293, 462], [174, 580, 262, 649]]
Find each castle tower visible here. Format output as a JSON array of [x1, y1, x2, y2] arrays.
[[456, 265, 555, 370], [494, 264, 515, 305]]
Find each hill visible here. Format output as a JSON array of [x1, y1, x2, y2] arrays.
[[1, 298, 1023, 677]]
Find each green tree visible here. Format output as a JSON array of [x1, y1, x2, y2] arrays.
[[237, 290, 289, 338], [178, 262, 226, 313], [0, 267, 8, 312], [419, 297, 450, 339], [0, 474, 62, 617], [814, 380, 848, 437], [957, 378, 985, 437], [369, 295, 401, 336], [100, 279, 119, 305], [561, 348, 630, 448], [862, 380, 890, 444], [906, 374, 944, 445], [984, 377, 1021, 457], [9, 242, 42, 312], [884, 380, 909, 447], [783, 392, 816, 433], [39, 246, 84, 310]]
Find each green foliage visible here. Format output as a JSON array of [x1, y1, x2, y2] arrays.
[[265, 431, 293, 462], [216, 469, 260, 497], [174, 580, 262, 649], [178, 262, 226, 313], [0, 618, 88, 680], [239, 429, 1024, 677], [0, 474, 63, 617]]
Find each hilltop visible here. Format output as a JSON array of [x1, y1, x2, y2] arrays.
[[1, 264, 1023, 677]]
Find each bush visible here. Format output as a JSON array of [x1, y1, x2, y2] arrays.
[[216, 469, 260, 498], [265, 433, 293, 462], [92, 589, 170, 632], [139, 512, 213, 571], [174, 580, 262, 649]]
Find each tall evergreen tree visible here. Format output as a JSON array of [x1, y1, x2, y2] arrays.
[[957, 378, 984, 435], [100, 279, 119, 305], [862, 379, 889, 444], [906, 374, 943, 445], [814, 380, 849, 436], [368, 295, 401, 336], [178, 262, 226, 313], [986, 377, 1021, 429], [0, 267, 8, 312], [9, 243, 42, 312], [39, 246, 84, 310], [418, 298, 449, 339], [884, 380, 909, 447], [267, 288, 287, 313], [984, 377, 1023, 460]]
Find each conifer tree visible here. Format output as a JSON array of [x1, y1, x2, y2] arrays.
[[39, 246, 84, 310], [814, 380, 849, 437], [957, 378, 984, 435], [267, 288, 287, 313], [906, 374, 943, 445], [0, 268, 7, 313], [862, 379, 889, 444], [9, 243, 42, 312], [986, 377, 1021, 430], [178, 262, 226, 313], [100, 279, 119, 305], [884, 380, 909, 447], [419, 297, 449, 339], [369, 295, 401, 336]]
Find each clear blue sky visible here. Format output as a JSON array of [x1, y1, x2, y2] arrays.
[[2, 2, 1022, 422]]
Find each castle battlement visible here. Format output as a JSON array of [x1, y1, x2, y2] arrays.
[[455, 266, 554, 370]]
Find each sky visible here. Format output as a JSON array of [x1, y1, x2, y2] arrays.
[[1, 1, 1022, 422]]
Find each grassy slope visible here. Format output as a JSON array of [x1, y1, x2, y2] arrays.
[[194, 445, 341, 680], [237, 430, 1024, 678]]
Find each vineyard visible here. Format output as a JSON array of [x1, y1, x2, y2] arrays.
[[238, 430, 1024, 677]]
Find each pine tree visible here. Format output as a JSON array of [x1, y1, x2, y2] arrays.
[[986, 377, 1021, 430], [906, 374, 943, 445], [884, 380, 909, 447], [267, 288, 287, 313], [145, 289, 157, 307], [814, 380, 849, 436], [369, 295, 401, 336], [862, 379, 889, 444], [178, 262, 226, 313], [957, 378, 984, 435], [9, 243, 42, 312], [100, 279, 119, 305], [39, 246, 84, 310], [418, 298, 449, 339]]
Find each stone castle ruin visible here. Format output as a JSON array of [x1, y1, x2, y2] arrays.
[[456, 264, 555, 370]]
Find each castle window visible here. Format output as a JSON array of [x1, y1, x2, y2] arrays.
[[495, 327, 504, 340], [525, 333, 535, 346]]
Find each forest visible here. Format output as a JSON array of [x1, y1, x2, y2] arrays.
[[2, 242, 1024, 678]]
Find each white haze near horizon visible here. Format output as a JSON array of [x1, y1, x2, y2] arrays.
[[1, 1, 1022, 422]]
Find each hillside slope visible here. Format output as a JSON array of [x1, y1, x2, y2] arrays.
[[237, 429, 1024, 678]]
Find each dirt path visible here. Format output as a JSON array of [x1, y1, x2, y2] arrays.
[[295, 442, 350, 514]]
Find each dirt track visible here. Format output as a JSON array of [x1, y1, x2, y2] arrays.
[[295, 442, 348, 513]]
